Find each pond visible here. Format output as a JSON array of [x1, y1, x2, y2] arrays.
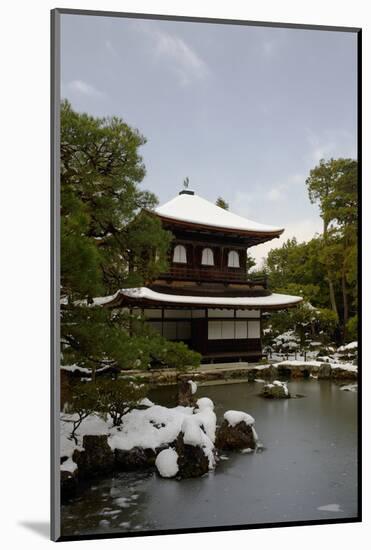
[[61, 379, 358, 537]]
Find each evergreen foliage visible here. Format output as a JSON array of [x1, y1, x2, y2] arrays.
[[95, 378, 148, 427], [216, 197, 229, 210], [60, 101, 200, 374], [263, 158, 358, 343]]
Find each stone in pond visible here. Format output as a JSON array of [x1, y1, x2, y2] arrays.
[[115, 446, 157, 470], [72, 434, 114, 478], [317, 363, 332, 380], [174, 433, 210, 478], [177, 379, 196, 407], [215, 410, 257, 451], [261, 380, 290, 399]]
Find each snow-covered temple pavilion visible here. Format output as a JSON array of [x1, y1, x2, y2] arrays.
[[104, 189, 302, 362]]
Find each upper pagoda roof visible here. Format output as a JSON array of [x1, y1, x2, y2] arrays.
[[154, 190, 284, 236]]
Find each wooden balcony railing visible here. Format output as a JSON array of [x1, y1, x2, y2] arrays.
[[159, 266, 268, 287]]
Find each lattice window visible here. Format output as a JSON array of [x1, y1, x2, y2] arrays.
[[201, 247, 214, 266], [173, 245, 187, 263], [228, 250, 240, 268]]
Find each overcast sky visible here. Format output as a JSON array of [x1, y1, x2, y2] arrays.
[[60, 14, 357, 266]]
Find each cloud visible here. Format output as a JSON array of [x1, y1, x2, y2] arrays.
[[229, 190, 255, 218], [250, 217, 323, 268], [132, 22, 209, 86], [305, 129, 357, 167], [266, 187, 283, 201], [63, 80, 105, 98], [155, 31, 209, 84], [267, 173, 307, 201], [105, 40, 118, 58], [306, 131, 336, 164]]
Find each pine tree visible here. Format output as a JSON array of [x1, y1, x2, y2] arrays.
[[305, 158, 358, 337], [60, 101, 200, 374], [216, 197, 229, 210]]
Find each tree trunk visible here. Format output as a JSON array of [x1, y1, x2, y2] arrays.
[[328, 277, 338, 318], [323, 222, 339, 319]]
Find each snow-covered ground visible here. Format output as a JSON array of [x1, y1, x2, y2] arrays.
[[264, 331, 357, 368], [274, 359, 357, 373]]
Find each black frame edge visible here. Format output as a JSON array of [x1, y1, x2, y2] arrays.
[[51, 7, 62, 543], [54, 7, 361, 33]]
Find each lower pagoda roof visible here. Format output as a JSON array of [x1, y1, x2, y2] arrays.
[[98, 287, 303, 310]]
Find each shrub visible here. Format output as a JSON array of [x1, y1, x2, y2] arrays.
[[150, 340, 201, 371], [96, 378, 148, 427], [346, 315, 358, 341], [66, 381, 99, 443]]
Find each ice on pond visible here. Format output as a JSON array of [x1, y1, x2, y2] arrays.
[[115, 497, 131, 508], [340, 384, 357, 392], [317, 503, 343, 512], [98, 519, 110, 528]]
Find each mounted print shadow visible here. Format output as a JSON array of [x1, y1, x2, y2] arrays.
[[51, 8, 361, 542]]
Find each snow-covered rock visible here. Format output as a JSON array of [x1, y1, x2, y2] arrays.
[[274, 360, 357, 380], [177, 379, 197, 406], [180, 407, 217, 470], [196, 397, 214, 410], [175, 432, 210, 478], [188, 380, 197, 395], [216, 410, 258, 451], [261, 380, 290, 399], [73, 435, 114, 479], [224, 410, 255, 427], [338, 341, 357, 352], [155, 448, 179, 478], [61, 398, 219, 482], [339, 384, 357, 393]]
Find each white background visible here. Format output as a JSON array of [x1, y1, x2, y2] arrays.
[[1, 0, 369, 548]]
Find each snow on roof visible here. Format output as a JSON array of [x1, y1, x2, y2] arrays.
[[155, 191, 284, 234], [106, 287, 302, 308]]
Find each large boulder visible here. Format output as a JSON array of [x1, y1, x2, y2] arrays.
[[277, 364, 311, 378], [155, 399, 216, 479], [72, 434, 114, 478], [174, 433, 210, 478], [259, 365, 279, 380], [261, 380, 290, 399], [331, 368, 357, 381], [215, 411, 257, 451], [317, 363, 332, 380], [177, 379, 197, 406]]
